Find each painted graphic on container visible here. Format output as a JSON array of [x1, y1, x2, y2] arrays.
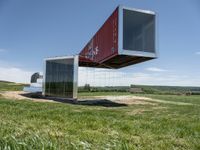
[[79, 7, 118, 64]]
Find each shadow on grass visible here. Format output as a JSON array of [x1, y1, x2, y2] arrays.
[[20, 92, 127, 107]]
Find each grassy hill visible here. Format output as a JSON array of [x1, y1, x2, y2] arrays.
[[133, 85, 200, 95], [0, 81, 28, 91]]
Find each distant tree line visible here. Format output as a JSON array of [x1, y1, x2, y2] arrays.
[[78, 84, 200, 95]]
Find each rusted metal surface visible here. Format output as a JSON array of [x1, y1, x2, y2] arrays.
[[79, 7, 118, 67]]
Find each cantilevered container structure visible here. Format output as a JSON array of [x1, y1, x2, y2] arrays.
[[42, 5, 157, 99], [79, 5, 157, 68]]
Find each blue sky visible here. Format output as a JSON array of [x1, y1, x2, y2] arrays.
[[0, 0, 200, 86]]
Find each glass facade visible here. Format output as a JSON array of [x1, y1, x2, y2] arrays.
[[45, 58, 75, 98], [123, 9, 155, 53]]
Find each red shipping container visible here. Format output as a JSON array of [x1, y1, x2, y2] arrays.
[[79, 5, 157, 69]]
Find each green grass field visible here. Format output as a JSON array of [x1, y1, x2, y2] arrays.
[[0, 81, 200, 149], [0, 93, 200, 149]]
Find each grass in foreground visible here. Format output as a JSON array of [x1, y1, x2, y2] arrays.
[[0, 93, 200, 149]]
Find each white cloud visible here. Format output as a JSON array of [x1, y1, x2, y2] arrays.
[[195, 52, 200, 55], [146, 67, 167, 72], [78, 67, 132, 86], [0, 67, 33, 83], [1, 64, 198, 86], [78, 67, 200, 87]]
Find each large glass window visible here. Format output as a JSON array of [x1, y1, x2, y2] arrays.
[[123, 9, 155, 53], [45, 58, 74, 98]]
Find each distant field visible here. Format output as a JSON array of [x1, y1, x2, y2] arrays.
[[0, 81, 27, 91], [143, 94, 200, 105], [79, 85, 200, 95]]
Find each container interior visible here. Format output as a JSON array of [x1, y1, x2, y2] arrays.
[[123, 9, 155, 53]]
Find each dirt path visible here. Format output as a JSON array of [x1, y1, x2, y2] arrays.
[[0, 91, 196, 106], [1, 91, 56, 103], [1, 91, 155, 105], [90, 95, 156, 105]]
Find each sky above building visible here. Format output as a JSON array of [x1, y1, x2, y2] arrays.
[[0, 0, 200, 86]]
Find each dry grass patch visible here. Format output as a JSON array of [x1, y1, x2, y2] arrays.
[[126, 108, 152, 115], [1, 91, 56, 103], [91, 95, 156, 105]]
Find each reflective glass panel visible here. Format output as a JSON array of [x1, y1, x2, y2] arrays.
[[45, 58, 74, 98]]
